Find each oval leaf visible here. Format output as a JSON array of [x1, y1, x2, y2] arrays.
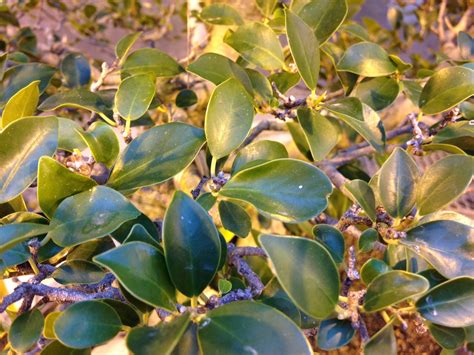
[[344, 179, 377, 221], [115, 74, 155, 120], [218, 200, 251, 238], [9, 309, 44, 353], [364, 320, 397, 355], [317, 318, 355, 350], [200, 4, 243, 25], [312, 224, 345, 263], [353, 77, 400, 111], [232, 140, 288, 174], [361, 258, 391, 285], [115, 32, 141, 64], [60, 53, 91, 88], [0, 223, 50, 253], [1, 80, 39, 128], [52, 260, 105, 285], [122, 48, 184, 78]]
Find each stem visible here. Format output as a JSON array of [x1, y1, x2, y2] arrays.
[[98, 112, 117, 126], [210, 156, 217, 177], [405, 248, 411, 272], [381, 310, 391, 323], [28, 258, 40, 275], [191, 296, 198, 308], [338, 295, 349, 303], [39, 235, 51, 247], [124, 117, 131, 137]]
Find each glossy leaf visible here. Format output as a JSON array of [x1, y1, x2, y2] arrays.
[[107, 122, 205, 191], [127, 313, 191, 355], [0, 116, 58, 203], [269, 71, 301, 94], [317, 318, 355, 350], [123, 223, 161, 249], [100, 299, 140, 327], [344, 179, 376, 221], [0, 223, 50, 253], [245, 68, 273, 104], [232, 140, 288, 174], [364, 270, 429, 312], [379, 147, 419, 218], [337, 42, 397, 77], [256, 0, 278, 17], [1, 80, 39, 128], [43, 311, 61, 339], [41, 340, 91, 355], [81, 121, 119, 168], [37, 157, 97, 218], [361, 258, 391, 284], [286, 10, 320, 90], [60, 53, 91, 88], [200, 4, 243, 25], [401, 220, 473, 279], [163, 191, 221, 297], [205, 78, 254, 159], [94, 241, 176, 310], [312, 224, 345, 263], [353, 77, 399, 111], [419, 66, 474, 114], [39, 88, 110, 115], [218, 200, 251, 238], [260, 234, 339, 319], [52, 260, 105, 285], [48, 186, 140, 247], [176, 89, 198, 108], [221, 159, 332, 222], [416, 277, 474, 328], [429, 323, 466, 350], [198, 301, 312, 355], [297, 108, 338, 161], [224, 22, 285, 70], [122, 48, 184, 78], [416, 155, 473, 215], [364, 320, 397, 355], [9, 309, 44, 353], [54, 301, 121, 348], [115, 74, 155, 120], [297, 0, 348, 44], [57, 117, 88, 152], [115, 32, 141, 64], [358, 228, 378, 253]]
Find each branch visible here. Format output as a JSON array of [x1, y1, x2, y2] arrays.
[[240, 120, 285, 148], [227, 244, 266, 297]]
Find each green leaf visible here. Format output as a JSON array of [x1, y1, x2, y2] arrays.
[[115, 32, 141, 64], [364, 320, 397, 355], [48, 186, 140, 247], [297, 0, 348, 44], [287, 121, 312, 160], [205, 78, 254, 159], [127, 313, 191, 355], [363, 270, 429, 312], [60, 53, 91, 88], [221, 159, 332, 222], [224, 22, 285, 70], [337, 42, 397, 77], [245, 68, 273, 104], [43, 311, 60, 339], [360, 258, 391, 284], [232, 140, 288, 174], [344, 179, 377, 221], [38, 88, 110, 115], [9, 309, 44, 353], [256, 0, 278, 17], [400, 220, 473, 279], [260, 234, 339, 319], [325, 97, 385, 152], [54, 301, 121, 348], [428, 323, 466, 350], [317, 318, 355, 350], [285, 10, 320, 90], [100, 299, 140, 327], [353, 77, 400, 111], [218, 279, 232, 294], [0, 116, 58, 203], [115, 74, 155, 120], [402, 80, 423, 107], [123, 223, 161, 249], [378, 147, 419, 218], [198, 301, 312, 355], [57, 117, 88, 152], [268, 71, 301, 94], [122, 48, 184, 78], [297, 108, 338, 161], [432, 121, 473, 153], [419, 66, 474, 114], [416, 277, 474, 328], [1, 80, 39, 128], [458, 31, 474, 60], [163, 191, 221, 297], [358, 228, 378, 253], [176, 89, 198, 108], [218, 200, 251, 238], [94, 241, 176, 310], [107, 122, 205, 191], [312, 224, 345, 263], [200, 4, 243, 25], [79, 121, 119, 169], [41, 340, 91, 355], [52, 260, 105, 285], [0, 53, 7, 81], [37, 157, 97, 218], [416, 155, 473, 215]]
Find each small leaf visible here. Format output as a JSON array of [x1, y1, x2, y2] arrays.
[[38, 157, 97, 218], [364, 320, 397, 355], [200, 4, 243, 25], [269, 71, 301, 94], [317, 318, 355, 350], [0, 223, 50, 253], [344, 179, 377, 221], [285, 10, 320, 90], [218, 200, 251, 238], [205, 78, 254, 159], [115, 74, 155, 120], [245, 68, 273, 104], [232, 140, 288, 174], [218, 279, 232, 294], [115, 32, 141, 64], [176, 89, 198, 108], [39, 88, 110, 115], [43, 311, 61, 339], [48, 186, 140, 247], [0, 116, 58, 203], [361, 258, 391, 284], [123, 224, 161, 249], [416, 155, 473, 215], [220, 159, 332, 222], [57, 117, 88, 152], [353, 77, 400, 111], [429, 323, 466, 350], [256, 0, 278, 18], [198, 301, 312, 355], [419, 66, 474, 114], [126, 313, 191, 355], [337, 42, 397, 77], [54, 301, 122, 348], [122, 48, 184, 78], [260, 234, 340, 319], [9, 309, 44, 353], [94, 241, 176, 310], [400, 220, 473, 279], [107, 122, 205, 191], [416, 277, 474, 328], [60, 53, 91, 88], [297, 108, 338, 161], [163, 191, 221, 297], [224, 22, 285, 70], [402, 80, 423, 107], [52, 260, 105, 285], [458, 31, 474, 60], [379, 147, 419, 218], [1, 80, 39, 128], [358, 228, 378, 253], [364, 270, 429, 312], [312, 224, 345, 263]]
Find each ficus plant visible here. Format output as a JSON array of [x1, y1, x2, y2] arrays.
[[0, 0, 473, 354]]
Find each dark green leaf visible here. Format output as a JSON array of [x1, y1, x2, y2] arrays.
[[344, 179, 376, 221], [52, 260, 105, 285], [176, 89, 198, 108], [358, 228, 378, 253], [232, 140, 288, 174], [0, 223, 50, 253], [122, 48, 184, 78], [41, 340, 91, 355], [60, 53, 91, 88], [361, 258, 391, 284], [115, 32, 141, 64], [123, 223, 161, 249], [317, 318, 355, 350], [39, 88, 110, 115], [57, 117, 88, 152], [429, 323, 465, 350], [364, 320, 397, 355], [312, 224, 345, 263], [115, 74, 155, 120], [100, 299, 140, 327], [1, 80, 39, 128], [200, 4, 243, 25], [81, 121, 120, 168], [268, 71, 301, 94], [245, 68, 273, 104], [353, 77, 400, 111], [218, 200, 251, 238], [9, 309, 44, 353]]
